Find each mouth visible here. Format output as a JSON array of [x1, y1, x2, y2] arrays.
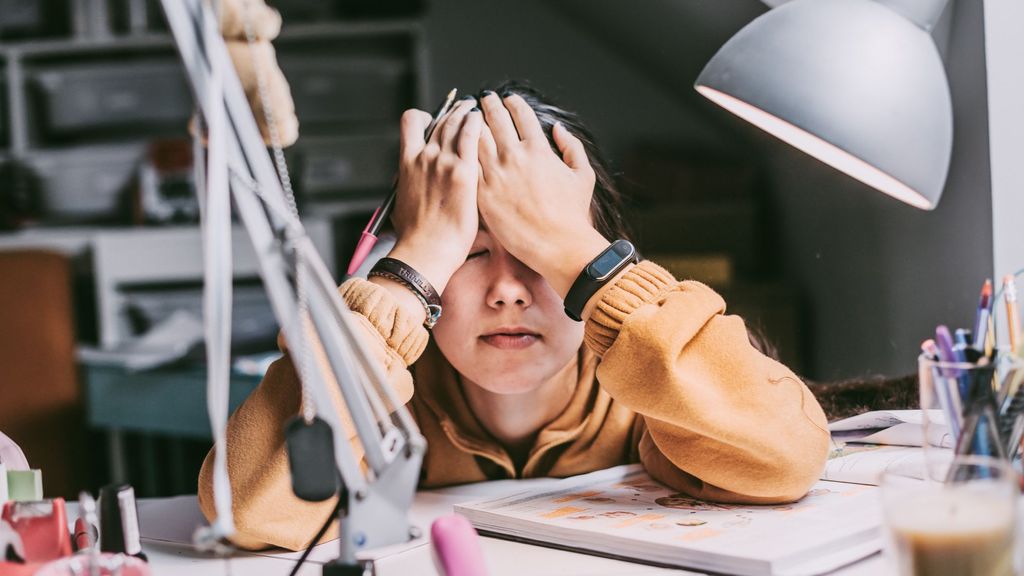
[[480, 327, 541, 350]]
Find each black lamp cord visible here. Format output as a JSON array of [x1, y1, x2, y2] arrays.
[[288, 494, 345, 576]]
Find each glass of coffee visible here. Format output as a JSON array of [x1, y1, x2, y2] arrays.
[[880, 455, 1018, 576]]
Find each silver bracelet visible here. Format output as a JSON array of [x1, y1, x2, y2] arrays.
[[368, 269, 443, 329]]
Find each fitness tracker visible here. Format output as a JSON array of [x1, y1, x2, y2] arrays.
[[563, 239, 639, 322]]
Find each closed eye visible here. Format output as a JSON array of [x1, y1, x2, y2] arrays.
[[467, 249, 489, 260]]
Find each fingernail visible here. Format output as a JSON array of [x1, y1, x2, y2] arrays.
[[481, 90, 495, 97], [471, 107, 480, 112], [459, 95, 476, 102]]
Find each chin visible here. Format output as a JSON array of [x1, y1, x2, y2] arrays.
[[475, 378, 546, 396], [462, 365, 556, 395]]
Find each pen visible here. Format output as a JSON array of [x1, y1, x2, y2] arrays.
[[973, 279, 992, 350], [934, 325, 959, 373], [346, 88, 459, 276], [986, 314, 995, 358], [73, 516, 97, 552], [922, 338, 960, 439], [1005, 275, 1020, 352], [78, 491, 100, 576], [935, 325, 966, 432], [954, 328, 971, 354]]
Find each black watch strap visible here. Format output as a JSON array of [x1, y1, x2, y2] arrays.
[[563, 239, 639, 322]]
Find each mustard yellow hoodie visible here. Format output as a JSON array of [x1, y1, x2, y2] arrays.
[[198, 261, 830, 551]]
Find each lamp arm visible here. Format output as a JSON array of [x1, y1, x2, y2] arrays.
[[160, 0, 426, 565]]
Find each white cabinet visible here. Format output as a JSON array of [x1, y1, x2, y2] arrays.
[[0, 216, 334, 348]]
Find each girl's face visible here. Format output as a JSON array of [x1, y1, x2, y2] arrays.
[[432, 228, 584, 394]]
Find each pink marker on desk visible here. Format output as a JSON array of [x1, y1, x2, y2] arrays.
[[431, 514, 489, 576], [346, 88, 459, 276]]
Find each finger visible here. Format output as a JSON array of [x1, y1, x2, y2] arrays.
[[439, 100, 475, 152], [478, 119, 497, 165], [457, 108, 483, 161], [553, 122, 590, 172], [503, 94, 545, 143], [399, 109, 432, 160], [427, 97, 471, 146], [477, 123, 498, 188], [479, 91, 520, 150]]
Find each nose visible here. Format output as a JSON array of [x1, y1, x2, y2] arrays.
[[485, 253, 534, 309]]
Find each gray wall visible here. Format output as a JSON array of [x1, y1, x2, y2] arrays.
[[421, 0, 732, 164], [986, 0, 1024, 314], [766, 0, 992, 379]]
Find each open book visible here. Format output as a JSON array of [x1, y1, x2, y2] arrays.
[[455, 464, 882, 576]]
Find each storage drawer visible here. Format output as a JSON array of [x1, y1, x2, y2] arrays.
[[0, 0, 68, 39], [27, 144, 144, 221], [280, 56, 411, 125], [31, 61, 192, 135], [299, 134, 398, 196]]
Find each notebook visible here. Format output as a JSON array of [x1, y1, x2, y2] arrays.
[[455, 464, 882, 576]]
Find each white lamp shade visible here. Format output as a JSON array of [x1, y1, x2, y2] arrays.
[[695, 0, 953, 210]]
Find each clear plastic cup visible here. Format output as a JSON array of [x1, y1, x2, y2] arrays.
[[880, 455, 1018, 576]]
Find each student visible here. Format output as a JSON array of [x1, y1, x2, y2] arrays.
[[197, 82, 830, 551]]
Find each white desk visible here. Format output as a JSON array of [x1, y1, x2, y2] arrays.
[[126, 479, 887, 576]]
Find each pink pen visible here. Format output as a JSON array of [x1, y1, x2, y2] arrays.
[[431, 514, 489, 576], [346, 88, 458, 276]]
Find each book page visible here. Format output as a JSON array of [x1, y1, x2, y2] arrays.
[[457, 465, 881, 576]]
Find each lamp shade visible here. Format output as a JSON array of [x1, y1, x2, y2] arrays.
[[695, 0, 952, 210]]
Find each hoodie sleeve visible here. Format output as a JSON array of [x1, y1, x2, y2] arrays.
[[585, 261, 830, 503], [196, 278, 428, 550]]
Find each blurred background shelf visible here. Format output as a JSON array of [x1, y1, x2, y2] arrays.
[[85, 363, 262, 495], [0, 0, 427, 499], [0, 5, 427, 230]]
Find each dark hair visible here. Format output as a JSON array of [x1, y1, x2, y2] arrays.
[[480, 81, 633, 243]]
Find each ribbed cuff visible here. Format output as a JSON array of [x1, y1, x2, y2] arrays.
[[584, 261, 677, 356], [338, 278, 429, 366]]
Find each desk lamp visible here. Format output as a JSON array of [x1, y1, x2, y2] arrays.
[[158, 0, 426, 573], [695, 0, 953, 210]]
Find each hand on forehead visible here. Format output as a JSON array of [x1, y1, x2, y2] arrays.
[[479, 92, 547, 146]]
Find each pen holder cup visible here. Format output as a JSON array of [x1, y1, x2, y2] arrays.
[[918, 353, 1024, 467]]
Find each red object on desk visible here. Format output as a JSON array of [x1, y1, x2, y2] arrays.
[[0, 562, 37, 576], [35, 552, 152, 575], [0, 553, 152, 576], [1, 499, 71, 562]]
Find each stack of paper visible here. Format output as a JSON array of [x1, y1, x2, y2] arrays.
[[828, 410, 952, 448]]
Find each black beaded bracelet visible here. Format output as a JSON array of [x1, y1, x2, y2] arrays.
[[369, 257, 443, 329]]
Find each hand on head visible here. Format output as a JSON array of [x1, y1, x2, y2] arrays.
[[388, 90, 612, 299], [476, 92, 609, 296], [387, 98, 482, 294]]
